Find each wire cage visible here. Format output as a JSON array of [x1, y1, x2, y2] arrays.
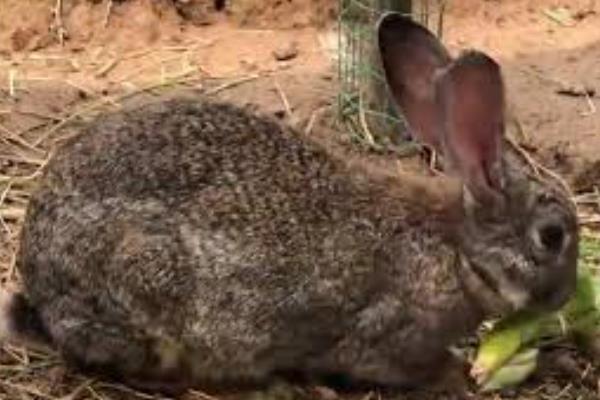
[[337, 0, 446, 152]]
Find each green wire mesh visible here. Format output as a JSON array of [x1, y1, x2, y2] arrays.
[[337, 0, 445, 152]]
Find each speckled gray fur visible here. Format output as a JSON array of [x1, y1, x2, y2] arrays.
[[17, 99, 476, 388], [14, 97, 577, 392]]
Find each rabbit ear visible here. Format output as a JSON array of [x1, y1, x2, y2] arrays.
[[435, 51, 506, 206], [377, 12, 451, 149]]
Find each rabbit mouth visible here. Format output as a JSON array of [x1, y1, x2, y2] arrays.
[[530, 275, 576, 312]]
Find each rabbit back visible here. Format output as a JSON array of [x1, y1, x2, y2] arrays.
[[18, 99, 447, 389]]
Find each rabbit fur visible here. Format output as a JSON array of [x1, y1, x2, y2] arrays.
[[1, 13, 578, 395]]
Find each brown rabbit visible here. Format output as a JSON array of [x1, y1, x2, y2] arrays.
[[0, 12, 578, 396]]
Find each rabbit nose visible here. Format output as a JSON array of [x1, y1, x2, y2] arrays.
[[536, 222, 566, 254]]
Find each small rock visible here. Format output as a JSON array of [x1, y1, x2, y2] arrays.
[[174, 0, 216, 26], [543, 382, 562, 395], [273, 41, 299, 62], [321, 72, 334, 81], [77, 89, 89, 100], [10, 26, 37, 52], [311, 386, 338, 400], [47, 365, 69, 387], [565, 54, 578, 63], [573, 9, 596, 21], [273, 109, 286, 119], [240, 58, 259, 72]]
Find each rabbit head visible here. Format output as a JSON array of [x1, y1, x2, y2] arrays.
[[377, 13, 579, 316]]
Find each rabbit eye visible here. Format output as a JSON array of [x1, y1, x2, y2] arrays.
[[536, 222, 565, 254]]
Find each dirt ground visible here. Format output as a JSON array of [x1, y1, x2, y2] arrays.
[[0, 0, 599, 399]]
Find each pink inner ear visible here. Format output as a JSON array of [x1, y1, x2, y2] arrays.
[[435, 51, 505, 202], [384, 44, 448, 150], [377, 13, 451, 150]]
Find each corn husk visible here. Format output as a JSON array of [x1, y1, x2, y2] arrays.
[[472, 245, 600, 391]]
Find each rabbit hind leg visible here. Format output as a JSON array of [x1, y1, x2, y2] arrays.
[[48, 312, 192, 395]]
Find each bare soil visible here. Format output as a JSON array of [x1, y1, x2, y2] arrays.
[[0, 0, 599, 399]]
